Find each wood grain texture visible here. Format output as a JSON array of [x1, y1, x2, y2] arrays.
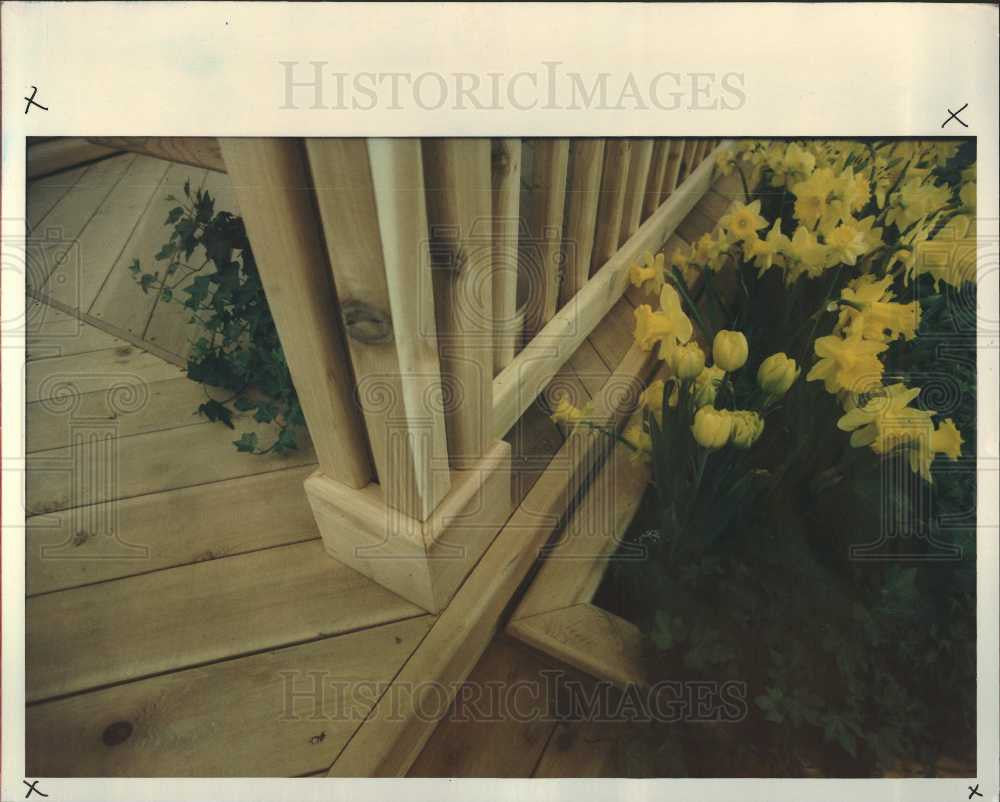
[[26, 165, 89, 231], [220, 138, 373, 489], [590, 139, 632, 275], [26, 617, 432, 776], [660, 139, 684, 199], [620, 139, 654, 245], [27, 138, 121, 180], [308, 138, 449, 519], [25, 344, 185, 405], [42, 155, 171, 315], [26, 465, 319, 595], [407, 638, 559, 776], [559, 139, 605, 308], [508, 603, 645, 688], [420, 139, 495, 469], [26, 155, 135, 295], [26, 404, 315, 516], [26, 301, 125, 362], [87, 162, 209, 338], [520, 138, 570, 337], [642, 139, 672, 220], [26, 539, 425, 702], [87, 137, 226, 173], [491, 138, 523, 374], [306, 440, 512, 613]]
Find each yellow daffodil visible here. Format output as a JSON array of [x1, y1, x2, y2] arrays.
[[633, 286, 693, 358], [691, 406, 732, 449], [836, 274, 921, 342], [885, 177, 952, 229], [836, 383, 924, 447], [715, 147, 737, 176], [720, 199, 768, 242], [629, 251, 666, 295], [757, 352, 800, 397], [712, 329, 749, 371], [623, 423, 653, 462], [743, 217, 791, 276], [550, 397, 589, 427], [783, 142, 817, 180], [639, 380, 666, 424], [791, 167, 838, 227], [785, 226, 831, 282], [807, 333, 888, 394], [910, 214, 977, 290], [691, 229, 731, 272], [823, 215, 883, 267]]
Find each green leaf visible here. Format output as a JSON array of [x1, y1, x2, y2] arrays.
[[234, 396, 257, 412], [198, 399, 234, 429], [128, 258, 141, 274], [165, 206, 185, 226], [139, 273, 157, 294], [154, 242, 177, 262], [233, 431, 259, 453]]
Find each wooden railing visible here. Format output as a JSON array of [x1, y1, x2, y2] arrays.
[[87, 135, 724, 610]]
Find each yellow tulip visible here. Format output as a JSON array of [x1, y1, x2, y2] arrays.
[[669, 342, 706, 380], [757, 353, 800, 397], [691, 406, 732, 449], [729, 410, 765, 449], [712, 330, 749, 372], [692, 365, 725, 407]]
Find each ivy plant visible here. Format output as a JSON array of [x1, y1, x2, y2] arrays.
[[131, 180, 303, 455]]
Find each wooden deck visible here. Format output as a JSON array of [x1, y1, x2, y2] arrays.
[[24, 160, 736, 777], [26, 151, 237, 366]]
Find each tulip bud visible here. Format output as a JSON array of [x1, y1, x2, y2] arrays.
[[757, 353, 800, 397], [669, 342, 706, 381], [712, 330, 749, 371], [691, 406, 733, 449], [691, 365, 725, 408], [729, 410, 765, 449]]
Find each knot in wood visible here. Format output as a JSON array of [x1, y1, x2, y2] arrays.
[[341, 300, 393, 345]]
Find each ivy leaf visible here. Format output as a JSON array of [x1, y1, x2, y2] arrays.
[[183, 178, 191, 198], [165, 206, 185, 226], [234, 431, 259, 453], [197, 399, 234, 429], [128, 258, 141, 274], [253, 402, 278, 423], [139, 273, 157, 294], [154, 242, 177, 262], [234, 396, 257, 412], [161, 288, 173, 303]]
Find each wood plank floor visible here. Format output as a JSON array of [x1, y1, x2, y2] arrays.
[[27, 153, 235, 365], [24, 307, 433, 776]]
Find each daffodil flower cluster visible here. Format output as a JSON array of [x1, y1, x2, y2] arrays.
[[622, 138, 972, 483]]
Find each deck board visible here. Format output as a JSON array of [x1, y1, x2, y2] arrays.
[[88, 162, 209, 343], [26, 155, 136, 295], [26, 165, 89, 232], [26, 300, 126, 362], [26, 464, 319, 595], [26, 414, 315, 516], [26, 539, 425, 703], [41, 155, 171, 315], [27, 616, 433, 777]]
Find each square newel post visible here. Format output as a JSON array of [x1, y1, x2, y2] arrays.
[[291, 138, 511, 613], [218, 138, 373, 490]]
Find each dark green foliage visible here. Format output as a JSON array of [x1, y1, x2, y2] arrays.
[[132, 182, 302, 455]]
